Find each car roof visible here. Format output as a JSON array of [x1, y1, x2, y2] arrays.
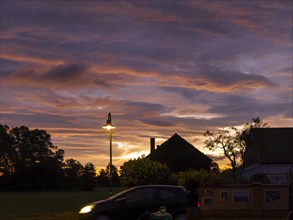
[[122, 185, 186, 192], [131, 185, 185, 189], [109, 185, 185, 199]]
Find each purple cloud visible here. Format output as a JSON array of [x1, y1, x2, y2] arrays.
[[1, 1, 292, 168]]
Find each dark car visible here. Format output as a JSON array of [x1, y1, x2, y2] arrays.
[[79, 185, 188, 220]]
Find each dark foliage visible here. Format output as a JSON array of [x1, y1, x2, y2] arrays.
[[80, 162, 97, 191], [0, 125, 65, 190], [0, 124, 98, 191], [249, 173, 270, 184], [96, 164, 120, 187], [120, 156, 171, 187], [96, 168, 109, 187]]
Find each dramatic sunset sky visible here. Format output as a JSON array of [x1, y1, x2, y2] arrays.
[[1, 1, 292, 169]]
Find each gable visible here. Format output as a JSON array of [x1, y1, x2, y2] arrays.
[[148, 133, 213, 172]]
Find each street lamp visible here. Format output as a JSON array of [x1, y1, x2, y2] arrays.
[[102, 112, 115, 196]]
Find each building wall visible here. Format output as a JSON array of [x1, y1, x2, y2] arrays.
[[198, 184, 289, 217], [243, 164, 293, 183]]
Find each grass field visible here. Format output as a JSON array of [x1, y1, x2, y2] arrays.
[[0, 188, 287, 220], [0, 187, 124, 220]]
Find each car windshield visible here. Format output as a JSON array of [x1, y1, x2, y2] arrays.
[[108, 187, 134, 199]]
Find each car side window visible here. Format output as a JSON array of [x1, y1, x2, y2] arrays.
[[159, 190, 178, 199], [126, 188, 156, 202]]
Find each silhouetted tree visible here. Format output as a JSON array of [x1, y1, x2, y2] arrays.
[[0, 124, 14, 176], [96, 168, 109, 186], [0, 124, 105, 191], [236, 117, 269, 180], [106, 163, 121, 186], [204, 127, 240, 182], [80, 162, 97, 191], [63, 158, 83, 190], [204, 117, 269, 182], [0, 125, 64, 190]]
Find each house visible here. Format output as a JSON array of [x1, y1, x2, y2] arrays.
[[242, 128, 293, 184], [147, 133, 214, 172]]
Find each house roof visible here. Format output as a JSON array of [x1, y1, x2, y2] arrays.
[[148, 133, 213, 172], [245, 128, 293, 165]]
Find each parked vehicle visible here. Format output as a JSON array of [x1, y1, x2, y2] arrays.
[[79, 185, 187, 220]]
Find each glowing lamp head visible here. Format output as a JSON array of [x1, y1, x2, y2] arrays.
[[103, 124, 115, 131], [102, 112, 115, 131]]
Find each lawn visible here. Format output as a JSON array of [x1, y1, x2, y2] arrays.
[[0, 187, 124, 220], [0, 188, 286, 220]]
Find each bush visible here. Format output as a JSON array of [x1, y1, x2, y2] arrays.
[[120, 156, 171, 186]]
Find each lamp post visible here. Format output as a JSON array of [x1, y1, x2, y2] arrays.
[[102, 112, 115, 196]]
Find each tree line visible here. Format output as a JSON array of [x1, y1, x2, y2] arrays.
[[0, 125, 107, 190], [0, 124, 176, 190], [0, 117, 268, 191]]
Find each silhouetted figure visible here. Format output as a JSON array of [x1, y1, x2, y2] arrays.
[[288, 211, 293, 220], [288, 182, 293, 220], [187, 187, 199, 207], [186, 180, 200, 220], [150, 206, 172, 220]]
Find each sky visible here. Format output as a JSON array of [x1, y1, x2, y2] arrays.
[[1, 0, 292, 170]]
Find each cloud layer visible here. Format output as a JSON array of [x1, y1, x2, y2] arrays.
[[1, 1, 292, 168]]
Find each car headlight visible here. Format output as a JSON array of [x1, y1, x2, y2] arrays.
[[79, 205, 95, 214]]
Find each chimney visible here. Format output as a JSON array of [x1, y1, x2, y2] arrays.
[[150, 137, 155, 153]]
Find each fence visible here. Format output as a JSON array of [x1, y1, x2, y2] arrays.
[[198, 184, 289, 218]]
